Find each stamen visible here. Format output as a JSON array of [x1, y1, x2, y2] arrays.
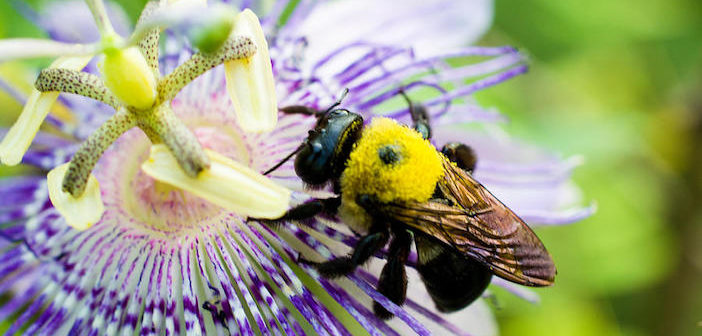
[[62, 108, 136, 196], [224, 9, 278, 133], [141, 144, 291, 219], [0, 55, 92, 166], [157, 35, 256, 103], [35, 68, 119, 109], [137, 104, 210, 177], [135, 1, 162, 74], [47, 162, 104, 230]]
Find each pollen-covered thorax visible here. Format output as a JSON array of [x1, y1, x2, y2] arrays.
[[339, 118, 443, 230]]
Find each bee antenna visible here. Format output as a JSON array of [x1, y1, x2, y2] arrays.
[[322, 88, 351, 115], [263, 143, 305, 175]]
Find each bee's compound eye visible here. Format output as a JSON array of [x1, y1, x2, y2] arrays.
[[378, 145, 401, 165], [329, 109, 348, 117], [294, 141, 333, 186]]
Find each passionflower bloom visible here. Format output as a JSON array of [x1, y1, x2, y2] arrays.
[[0, 1, 592, 335], [1, 0, 287, 232]]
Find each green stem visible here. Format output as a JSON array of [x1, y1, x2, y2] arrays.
[[63, 108, 136, 196], [35, 68, 119, 109], [85, 0, 116, 36]]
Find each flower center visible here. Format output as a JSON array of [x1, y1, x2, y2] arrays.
[[96, 95, 255, 238]]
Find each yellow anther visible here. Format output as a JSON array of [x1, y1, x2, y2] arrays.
[[141, 144, 291, 219], [224, 9, 278, 133], [47, 163, 105, 231]]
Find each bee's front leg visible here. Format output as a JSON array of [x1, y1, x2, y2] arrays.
[[356, 194, 386, 219], [248, 196, 341, 227]]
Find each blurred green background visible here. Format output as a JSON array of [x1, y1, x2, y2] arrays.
[[479, 1, 702, 336], [1, 1, 701, 335]]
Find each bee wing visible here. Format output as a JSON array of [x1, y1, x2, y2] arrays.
[[382, 157, 556, 287]]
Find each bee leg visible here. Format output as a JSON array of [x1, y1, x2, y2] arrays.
[[373, 227, 412, 319], [399, 90, 432, 140], [441, 142, 478, 173], [356, 193, 387, 219], [280, 89, 350, 118], [249, 196, 341, 227], [307, 224, 389, 278], [279, 105, 325, 117]]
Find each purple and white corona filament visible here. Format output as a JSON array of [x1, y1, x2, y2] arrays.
[[0, 1, 592, 335]]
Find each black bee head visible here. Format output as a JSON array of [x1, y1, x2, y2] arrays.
[[294, 109, 363, 186]]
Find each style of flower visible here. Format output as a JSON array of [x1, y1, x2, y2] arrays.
[[0, 1, 593, 336]]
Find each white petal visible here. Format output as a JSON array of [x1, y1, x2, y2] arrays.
[[0, 56, 93, 166], [47, 163, 105, 231], [141, 144, 290, 218], [295, 0, 493, 73]]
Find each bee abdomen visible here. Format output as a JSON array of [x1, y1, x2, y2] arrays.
[[415, 235, 493, 312]]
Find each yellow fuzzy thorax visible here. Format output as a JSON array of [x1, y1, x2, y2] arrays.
[[339, 118, 443, 231]]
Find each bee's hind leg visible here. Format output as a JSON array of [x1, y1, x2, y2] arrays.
[[373, 227, 412, 319], [441, 142, 478, 173], [354, 193, 413, 318]]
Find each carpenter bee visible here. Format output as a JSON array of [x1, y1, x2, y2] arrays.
[[262, 90, 556, 319]]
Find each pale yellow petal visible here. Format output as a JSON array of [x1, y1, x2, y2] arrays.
[[141, 144, 290, 218], [100, 46, 157, 109], [225, 9, 278, 133], [0, 56, 92, 166], [47, 163, 105, 231]]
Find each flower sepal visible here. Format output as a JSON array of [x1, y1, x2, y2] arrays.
[[224, 9, 278, 133], [141, 144, 290, 219], [47, 162, 105, 231]]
